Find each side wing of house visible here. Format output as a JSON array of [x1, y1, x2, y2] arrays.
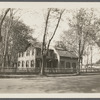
[[53, 48, 78, 69]]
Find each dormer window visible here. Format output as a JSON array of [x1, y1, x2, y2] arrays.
[[22, 52, 24, 57], [26, 50, 30, 56]]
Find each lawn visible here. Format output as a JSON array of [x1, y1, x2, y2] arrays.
[[0, 74, 100, 93]]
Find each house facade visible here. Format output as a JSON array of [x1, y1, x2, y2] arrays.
[[17, 45, 78, 71]]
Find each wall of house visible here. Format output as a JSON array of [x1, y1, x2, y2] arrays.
[[60, 57, 78, 68], [17, 47, 57, 69], [17, 47, 36, 68], [35, 48, 57, 68]]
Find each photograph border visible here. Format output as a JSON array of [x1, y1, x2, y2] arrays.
[[0, 1, 100, 99]]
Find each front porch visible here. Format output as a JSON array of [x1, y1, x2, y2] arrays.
[[36, 58, 58, 68]]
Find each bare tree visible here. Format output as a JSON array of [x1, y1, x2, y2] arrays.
[[58, 8, 96, 74], [0, 8, 10, 42], [40, 8, 65, 75], [2, 9, 13, 69]]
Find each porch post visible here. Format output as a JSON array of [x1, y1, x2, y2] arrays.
[[58, 58, 60, 68]]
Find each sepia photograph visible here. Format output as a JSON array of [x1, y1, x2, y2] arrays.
[[0, 2, 100, 98]]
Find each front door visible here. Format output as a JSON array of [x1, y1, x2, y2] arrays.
[[47, 60, 52, 68], [72, 63, 76, 72], [36, 59, 41, 68]]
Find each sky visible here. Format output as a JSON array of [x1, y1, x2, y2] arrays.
[[1, 2, 100, 64], [15, 8, 69, 45]]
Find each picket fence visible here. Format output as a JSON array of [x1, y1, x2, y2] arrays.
[[0, 67, 100, 74]]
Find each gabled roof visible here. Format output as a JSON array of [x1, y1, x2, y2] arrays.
[[31, 42, 42, 48], [24, 42, 78, 58], [56, 49, 78, 58]]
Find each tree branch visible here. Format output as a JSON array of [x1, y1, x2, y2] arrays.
[[80, 31, 89, 57], [46, 9, 65, 53], [42, 8, 51, 55], [0, 8, 11, 42]]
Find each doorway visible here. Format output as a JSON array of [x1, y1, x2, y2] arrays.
[[72, 62, 76, 72]]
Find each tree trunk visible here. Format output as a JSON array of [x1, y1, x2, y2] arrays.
[[7, 55, 11, 67], [87, 46, 89, 68], [2, 55, 6, 72], [2, 28, 9, 69], [77, 39, 81, 75], [77, 57, 81, 75], [81, 57, 83, 68], [40, 55, 46, 76], [90, 46, 92, 68]]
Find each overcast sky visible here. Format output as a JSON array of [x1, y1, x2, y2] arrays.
[[15, 8, 69, 45]]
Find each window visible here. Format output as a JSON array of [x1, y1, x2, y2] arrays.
[[22, 61, 24, 67], [22, 52, 24, 57], [18, 61, 20, 67], [26, 60, 29, 67], [72, 63, 76, 72], [60, 61, 65, 67], [66, 62, 70, 68], [18, 53, 21, 57], [47, 60, 52, 68], [36, 59, 41, 67], [31, 60, 34, 67], [53, 60, 58, 68], [26, 50, 30, 56], [72, 63, 76, 68], [32, 49, 34, 55], [37, 48, 41, 56]]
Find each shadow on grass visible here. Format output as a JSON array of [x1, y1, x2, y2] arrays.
[[0, 73, 100, 78]]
